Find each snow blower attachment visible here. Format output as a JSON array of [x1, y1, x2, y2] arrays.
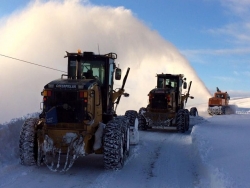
[[138, 74, 196, 133], [207, 87, 235, 115], [19, 51, 138, 172]]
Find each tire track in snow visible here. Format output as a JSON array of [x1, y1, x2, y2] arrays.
[[147, 145, 161, 179], [88, 129, 197, 188], [143, 130, 197, 188]]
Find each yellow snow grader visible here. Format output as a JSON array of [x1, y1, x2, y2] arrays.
[[138, 73, 196, 133], [19, 50, 138, 172], [207, 87, 234, 115]]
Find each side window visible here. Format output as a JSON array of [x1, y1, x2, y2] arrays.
[[92, 66, 105, 84], [171, 81, 177, 88], [157, 78, 164, 88], [165, 79, 168, 86], [109, 63, 114, 85], [69, 60, 77, 78]]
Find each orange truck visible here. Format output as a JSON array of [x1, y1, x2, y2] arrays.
[[207, 87, 231, 115]]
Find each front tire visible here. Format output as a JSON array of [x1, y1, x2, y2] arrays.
[[176, 109, 186, 133], [19, 118, 38, 165], [103, 116, 128, 170]]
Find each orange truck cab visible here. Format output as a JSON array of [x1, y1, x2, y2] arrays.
[[208, 92, 230, 107], [207, 87, 231, 115]]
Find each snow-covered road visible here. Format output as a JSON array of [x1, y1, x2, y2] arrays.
[[0, 126, 199, 188], [1, 98, 250, 188], [90, 130, 197, 188]]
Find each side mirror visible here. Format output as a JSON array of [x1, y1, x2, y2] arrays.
[[183, 82, 187, 89], [123, 93, 129, 97], [115, 68, 121, 80]]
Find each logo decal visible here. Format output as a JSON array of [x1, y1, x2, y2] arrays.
[[56, 84, 77, 89]]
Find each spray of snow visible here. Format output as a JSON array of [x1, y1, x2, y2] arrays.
[[0, 0, 210, 123]]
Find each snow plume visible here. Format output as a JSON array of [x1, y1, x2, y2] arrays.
[[0, 0, 210, 123]]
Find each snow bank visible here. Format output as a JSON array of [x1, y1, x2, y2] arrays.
[[191, 114, 250, 188], [0, 113, 39, 168]]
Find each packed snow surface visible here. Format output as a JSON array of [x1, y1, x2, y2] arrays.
[[0, 98, 250, 188]]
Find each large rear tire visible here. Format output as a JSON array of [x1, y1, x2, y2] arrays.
[[103, 116, 128, 170], [19, 118, 38, 165]]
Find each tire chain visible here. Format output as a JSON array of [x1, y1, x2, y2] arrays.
[[19, 118, 38, 165], [103, 116, 128, 170], [176, 109, 186, 133]]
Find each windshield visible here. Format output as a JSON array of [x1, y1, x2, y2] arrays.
[[216, 94, 224, 98], [81, 60, 105, 84], [67, 57, 105, 85], [157, 77, 178, 89]]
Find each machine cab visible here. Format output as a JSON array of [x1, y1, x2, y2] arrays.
[[65, 51, 120, 114]]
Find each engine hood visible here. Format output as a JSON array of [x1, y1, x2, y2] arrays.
[[149, 88, 173, 95], [44, 78, 97, 90]]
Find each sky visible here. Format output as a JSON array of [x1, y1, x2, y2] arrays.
[[1, 98, 250, 187], [0, 0, 249, 123], [89, 0, 250, 95], [1, 0, 250, 95]]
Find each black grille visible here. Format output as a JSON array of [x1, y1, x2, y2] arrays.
[[46, 90, 84, 123], [54, 91, 78, 104], [151, 94, 168, 109]]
